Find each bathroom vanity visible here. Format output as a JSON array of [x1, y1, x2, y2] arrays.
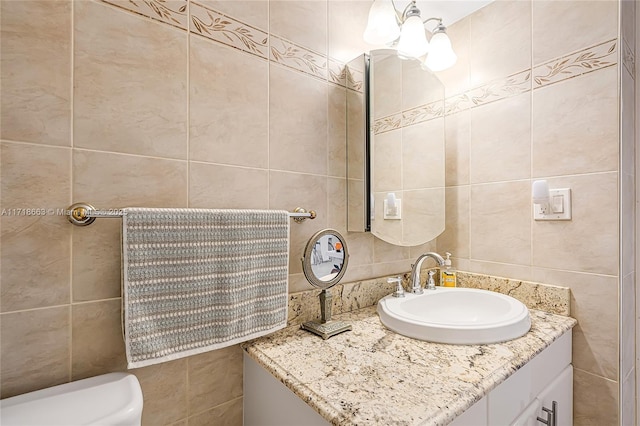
[[243, 306, 576, 426]]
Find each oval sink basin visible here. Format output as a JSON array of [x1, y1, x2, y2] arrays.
[[377, 287, 531, 345]]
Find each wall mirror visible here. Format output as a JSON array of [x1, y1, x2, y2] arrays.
[[346, 49, 445, 247], [300, 229, 351, 339]]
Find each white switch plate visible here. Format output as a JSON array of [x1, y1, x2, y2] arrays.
[[383, 199, 402, 220], [533, 188, 571, 220]]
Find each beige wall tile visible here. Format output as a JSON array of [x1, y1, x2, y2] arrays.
[[288, 273, 314, 293], [470, 181, 531, 265], [1, 143, 71, 312], [270, 1, 327, 55], [188, 345, 242, 414], [532, 0, 618, 65], [344, 232, 374, 269], [444, 111, 470, 186], [467, 260, 532, 282], [188, 397, 243, 426], [573, 368, 618, 426], [189, 37, 268, 168], [402, 119, 445, 189], [532, 66, 618, 178], [269, 171, 328, 275], [370, 259, 413, 279], [470, 93, 531, 184], [347, 179, 365, 232], [0, 0, 71, 146], [328, 84, 347, 178], [346, 89, 365, 180], [102, 0, 188, 30], [402, 188, 446, 246], [0, 307, 70, 398], [196, 0, 268, 30], [622, 173, 635, 277], [327, 177, 347, 234], [621, 273, 635, 379], [531, 268, 618, 381], [72, 150, 188, 301], [532, 173, 618, 275], [622, 367, 636, 426], [436, 185, 470, 259], [469, 0, 531, 87], [189, 163, 269, 210], [327, 1, 371, 63], [402, 60, 445, 111], [74, 0, 188, 159], [72, 299, 127, 380], [269, 65, 328, 175], [621, 0, 636, 54], [436, 18, 470, 98], [371, 53, 402, 119], [373, 238, 410, 264], [621, 66, 635, 177], [131, 359, 188, 426], [372, 129, 402, 192]]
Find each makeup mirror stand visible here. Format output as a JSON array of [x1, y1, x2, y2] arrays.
[[301, 289, 352, 340]]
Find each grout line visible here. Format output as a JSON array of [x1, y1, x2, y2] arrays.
[[68, 0, 76, 384], [186, 0, 191, 209]]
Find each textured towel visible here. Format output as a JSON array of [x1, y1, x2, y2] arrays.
[[121, 208, 290, 368]]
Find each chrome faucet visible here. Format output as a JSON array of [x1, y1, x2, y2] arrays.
[[410, 252, 445, 294]]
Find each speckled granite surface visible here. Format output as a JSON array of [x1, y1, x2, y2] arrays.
[[244, 307, 576, 426]]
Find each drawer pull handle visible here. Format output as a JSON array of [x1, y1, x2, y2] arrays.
[[537, 401, 558, 426]]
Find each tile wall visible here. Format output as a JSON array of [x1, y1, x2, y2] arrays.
[[0, 0, 421, 424], [434, 1, 624, 424], [0, 0, 630, 425]]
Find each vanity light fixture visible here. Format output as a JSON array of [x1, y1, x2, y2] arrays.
[[363, 0, 457, 71]]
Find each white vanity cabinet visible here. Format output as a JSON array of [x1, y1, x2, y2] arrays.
[[451, 331, 572, 426], [244, 331, 572, 426]]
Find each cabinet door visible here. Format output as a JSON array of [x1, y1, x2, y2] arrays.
[[535, 365, 573, 426]]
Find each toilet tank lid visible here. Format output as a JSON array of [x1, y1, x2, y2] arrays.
[[0, 373, 143, 425]]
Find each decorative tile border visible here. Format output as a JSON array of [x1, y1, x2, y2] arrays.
[[101, 0, 188, 30], [346, 68, 364, 93], [622, 38, 635, 78], [445, 69, 531, 115], [328, 59, 346, 87], [189, 1, 269, 60], [532, 39, 617, 89], [402, 99, 445, 127], [372, 113, 402, 135], [270, 35, 328, 81]]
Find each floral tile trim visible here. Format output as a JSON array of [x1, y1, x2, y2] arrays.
[[190, 1, 268, 59], [445, 70, 531, 114], [346, 68, 364, 93], [622, 38, 635, 78], [270, 35, 327, 80], [102, 0, 188, 29], [533, 39, 617, 89], [372, 113, 402, 135], [402, 99, 445, 127], [328, 59, 346, 87]]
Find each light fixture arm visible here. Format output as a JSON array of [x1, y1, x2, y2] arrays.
[[422, 17, 442, 27]]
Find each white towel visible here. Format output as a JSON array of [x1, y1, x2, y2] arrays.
[[121, 208, 289, 368]]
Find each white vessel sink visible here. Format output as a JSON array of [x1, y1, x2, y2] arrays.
[[377, 287, 531, 345]]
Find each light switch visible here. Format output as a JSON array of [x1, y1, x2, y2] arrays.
[[533, 188, 571, 221]]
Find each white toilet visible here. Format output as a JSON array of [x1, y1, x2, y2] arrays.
[[0, 373, 143, 426]]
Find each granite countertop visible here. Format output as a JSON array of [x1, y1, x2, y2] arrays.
[[243, 305, 577, 426]]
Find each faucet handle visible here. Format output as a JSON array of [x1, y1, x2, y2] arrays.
[[426, 270, 436, 290], [388, 277, 405, 298]]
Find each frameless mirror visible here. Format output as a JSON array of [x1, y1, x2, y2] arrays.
[[300, 229, 351, 339], [346, 49, 445, 247]]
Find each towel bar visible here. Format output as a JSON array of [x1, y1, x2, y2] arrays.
[[66, 203, 316, 226]]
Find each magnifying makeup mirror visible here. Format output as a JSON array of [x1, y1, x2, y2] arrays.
[[300, 229, 351, 339]]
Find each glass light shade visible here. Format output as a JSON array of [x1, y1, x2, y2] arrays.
[[423, 31, 457, 71], [363, 0, 400, 45], [396, 15, 429, 59]]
